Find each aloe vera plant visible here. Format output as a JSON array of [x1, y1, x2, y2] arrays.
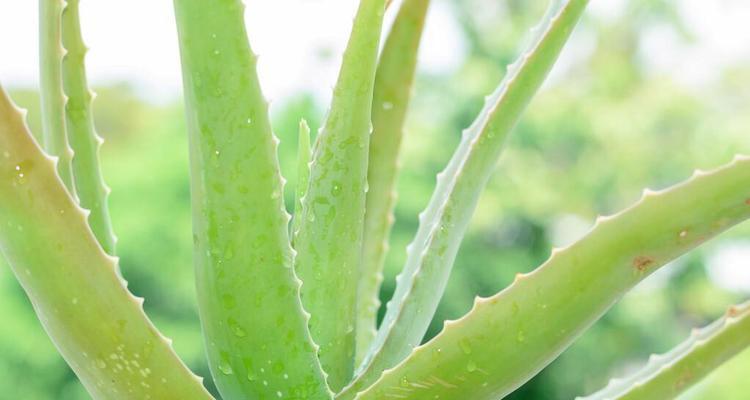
[[1, 0, 749, 399]]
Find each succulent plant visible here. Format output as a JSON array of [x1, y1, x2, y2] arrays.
[[1, 0, 748, 399]]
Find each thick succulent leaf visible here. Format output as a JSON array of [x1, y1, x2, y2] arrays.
[[356, 0, 431, 365], [579, 301, 750, 400], [0, 87, 213, 400], [356, 156, 750, 400], [292, 119, 312, 239], [342, 1, 590, 396], [39, 0, 75, 193], [293, 0, 386, 391], [173, 1, 331, 398], [61, 0, 116, 254]]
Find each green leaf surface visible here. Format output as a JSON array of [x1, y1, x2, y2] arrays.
[[173, 1, 331, 398], [356, 0, 431, 366], [0, 86, 213, 400], [342, 1, 590, 396], [61, 0, 116, 255], [579, 301, 750, 400], [292, 0, 386, 391], [39, 0, 75, 193], [292, 119, 312, 240], [356, 156, 750, 400]]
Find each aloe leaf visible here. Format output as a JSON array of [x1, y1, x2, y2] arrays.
[[579, 301, 750, 400], [173, 1, 331, 398], [61, 0, 116, 254], [356, 0, 431, 366], [292, 119, 312, 239], [39, 0, 75, 193], [0, 87, 213, 400], [341, 1, 590, 396], [293, 0, 386, 391], [355, 156, 750, 400]]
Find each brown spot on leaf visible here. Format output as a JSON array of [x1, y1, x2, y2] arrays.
[[675, 369, 694, 390], [727, 306, 740, 318], [745, 198, 750, 205], [633, 256, 655, 272]]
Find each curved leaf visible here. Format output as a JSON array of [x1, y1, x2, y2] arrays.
[[39, 0, 75, 193], [293, 0, 387, 390], [0, 86, 213, 400], [173, 1, 331, 398], [61, 0, 116, 254], [357, 0, 431, 365], [342, 1, 590, 396], [579, 301, 750, 400], [292, 119, 312, 240], [356, 156, 750, 399]]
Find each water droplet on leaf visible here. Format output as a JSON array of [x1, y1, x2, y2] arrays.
[[459, 338, 472, 354]]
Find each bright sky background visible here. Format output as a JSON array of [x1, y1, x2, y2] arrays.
[[2, 0, 750, 102], [0, 0, 466, 103], [1, 0, 750, 292]]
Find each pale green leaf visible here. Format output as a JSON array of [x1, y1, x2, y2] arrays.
[[342, 1, 590, 396], [39, 0, 75, 193], [293, 0, 387, 391], [356, 156, 750, 399], [357, 0, 431, 365], [292, 118, 312, 239], [173, 1, 331, 398], [61, 0, 116, 254], [0, 86, 213, 400], [579, 301, 750, 400]]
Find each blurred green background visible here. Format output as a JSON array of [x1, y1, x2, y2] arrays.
[[3, 0, 750, 398]]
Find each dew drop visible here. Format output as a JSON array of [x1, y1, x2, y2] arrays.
[[228, 318, 247, 338], [224, 243, 235, 260], [222, 294, 236, 309], [459, 338, 472, 354], [331, 183, 342, 197], [12, 161, 33, 185], [218, 361, 233, 375]]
